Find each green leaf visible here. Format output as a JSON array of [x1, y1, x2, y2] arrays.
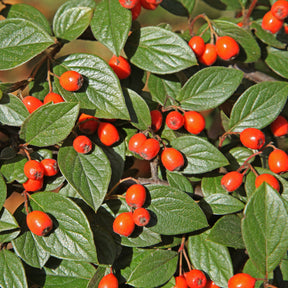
[[226, 147, 254, 170], [5, 3, 52, 35], [212, 20, 261, 63], [0, 18, 54, 70], [203, 0, 242, 9], [90, 0, 131, 56], [187, 231, 234, 288], [177, 67, 243, 111], [243, 259, 268, 288], [172, 136, 229, 174], [29, 192, 97, 262], [265, 47, 288, 79], [86, 267, 107, 288], [148, 185, 208, 235], [229, 81, 288, 132], [20, 102, 79, 146], [160, 0, 195, 17], [53, 53, 130, 120], [201, 175, 225, 197], [242, 184, 288, 274], [0, 174, 6, 210], [207, 214, 245, 249], [58, 139, 111, 211], [0, 207, 19, 233], [125, 26, 197, 74], [0, 94, 29, 126], [167, 171, 193, 193], [53, 7, 93, 41], [0, 249, 28, 288]]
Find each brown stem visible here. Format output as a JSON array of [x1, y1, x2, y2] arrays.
[[246, 0, 258, 19], [248, 163, 259, 177], [182, 248, 192, 271], [106, 177, 137, 198], [237, 151, 262, 171], [23, 191, 30, 214]]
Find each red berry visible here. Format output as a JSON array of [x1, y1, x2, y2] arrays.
[[140, 0, 158, 9], [184, 111, 205, 135], [151, 110, 163, 132], [237, 22, 243, 27], [131, 0, 142, 20], [228, 273, 256, 288], [22, 96, 43, 113], [132, 207, 150, 226], [23, 178, 44, 192], [125, 184, 146, 208], [161, 147, 185, 171], [221, 171, 243, 192], [271, 0, 288, 20], [119, 0, 139, 9], [73, 135, 92, 154], [113, 212, 135, 237], [138, 138, 160, 160], [26, 210, 53, 236], [24, 160, 45, 180], [40, 159, 59, 177], [184, 269, 207, 288], [146, 0, 163, 4], [43, 92, 64, 104], [261, 11, 284, 33], [198, 43, 217, 66], [128, 133, 147, 154], [174, 275, 188, 288], [166, 111, 184, 130], [97, 122, 120, 146], [59, 70, 84, 92], [109, 55, 131, 80], [240, 128, 265, 150], [205, 280, 220, 288], [270, 115, 288, 137], [215, 36, 240, 61], [78, 113, 99, 135], [188, 36, 205, 57], [255, 173, 280, 192], [98, 273, 119, 288], [268, 149, 288, 174]]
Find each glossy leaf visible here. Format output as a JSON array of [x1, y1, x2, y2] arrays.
[[265, 47, 288, 79], [0, 207, 19, 233], [201, 175, 225, 197], [0, 174, 6, 210], [227, 147, 254, 170], [167, 171, 193, 193], [0, 18, 54, 70], [125, 26, 197, 74], [243, 259, 267, 288], [242, 184, 288, 274], [90, 0, 131, 56], [172, 136, 229, 174], [160, 0, 195, 17], [202, 0, 241, 10], [229, 81, 288, 132]]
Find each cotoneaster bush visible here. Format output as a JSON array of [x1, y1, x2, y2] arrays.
[[1, 0, 288, 287]]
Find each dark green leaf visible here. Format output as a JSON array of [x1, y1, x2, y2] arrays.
[[44, 175, 65, 192], [90, 0, 131, 56], [242, 184, 288, 274], [203, 0, 242, 9], [0, 94, 29, 126], [0, 207, 19, 233], [87, 267, 107, 288], [0, 174, 6, 209], [229, 81, 288, 132], [160, 0, 195, 17], [148, 185, 208, 235], [20, 102, 79, 146], [187, 231, 233, 288], [227, 147, 254, 170], [125, 26, 197, 74], [0, 249, 28, 288], [172, 136, 229, 174], [265, 47, 288, 79], [167, 171, 193, 193], [201, 175, 225, 197], [177, 67, 243, 111], [0, 19, 54, 70]]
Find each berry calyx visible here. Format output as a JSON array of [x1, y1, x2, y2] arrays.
[[97, 122, 120, 146], [109, 55, 131, 79], [78, 113, 99, 135], [98, 273, 119, 288], [24, 160, 45, 180], [221, 171, 243, 192], [174, 275, 188, 288], [215, 36, 240, 61], [59, 70, 84, 91], [255, 173, 280, 192], [261, 11, 284, 33], [23, 178, 44, 192], [228, 273, 256, 288], [132, 207, 150, 226], [119, 0, 139, 9], [268, 149, 288, 174], [184, 111, 205, 135], [184, 269, 207, 288], [270, 115, 288, 137], [22, 96, 43, 113], [128, 133, 147, 154], [138, 138, 160, 160], [26, 210, 53, 236], [198, 43, 217, 66], [40, 159, 59, 177], [140, 0, 158, 9], [166, 111, 184, 130], [43, 92, 64, 104], [125, 184, 146, 208], [113, 212, 135, 237], [73, 135, 92, 154], [161, 147, 185, 171], [271, 0, 288, 20], [188, 36, 205, 57], [239, 128, 265, 150], [151, 110, 163, 132]]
